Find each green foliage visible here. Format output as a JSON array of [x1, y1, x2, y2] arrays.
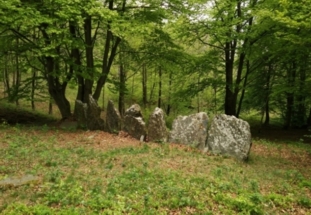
[[0, 0, 311, 122], [298, 196, 311, 208]]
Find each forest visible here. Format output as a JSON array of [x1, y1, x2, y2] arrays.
[[1, 1, 311, 214], [1, 0, 311, 129]]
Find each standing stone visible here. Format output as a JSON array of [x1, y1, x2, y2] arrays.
[[75, 100, 88, 129], [148, 107, 168, 142], [169, 112, 209, 149], [106, 100, 122, 133], [124, 103, 143, 118], [123, 104, 146, 140], [206, 114, 252, 161], [86, 95, 105, 130]]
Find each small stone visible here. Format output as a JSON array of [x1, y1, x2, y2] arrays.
[[140, 135, 145, 143], [0, 175, 41, 188]]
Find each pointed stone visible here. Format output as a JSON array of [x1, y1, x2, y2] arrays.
[[86, 95, 105, 130], [75, 100, 88, 129], [106, 100, 122, 133], [148, 107, 168, 142]]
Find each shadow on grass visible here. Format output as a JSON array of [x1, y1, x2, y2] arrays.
[[0, 101, 57, 126]]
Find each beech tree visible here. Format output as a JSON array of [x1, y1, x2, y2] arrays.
[[173, 0, 264, 116], [2, 0, 311, 126], [253, 0, 311, 127], [1, 0, 174, 119]]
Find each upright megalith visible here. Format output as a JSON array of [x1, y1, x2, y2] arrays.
[[106, 100, 122, 133], [206, 114, 252, 161], [75, 100, 88, 129], [86, 95, 105, 130], [123, 104, 146, 140], [169, 112, 209, 149], [124, 104, 143, 118], [74, 95, 105, 130], [148, 107, 168, 142]]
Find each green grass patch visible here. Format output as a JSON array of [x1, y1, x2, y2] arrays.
[[1, 123, 311, 214]]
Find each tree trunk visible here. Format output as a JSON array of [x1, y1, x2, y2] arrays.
[[264, 64, 272, 126], [3, 55, 10, 100], [166, 71, 172, 116], [197, 77, 200, 113], [283, 62, 296, 129], [46, 56, 71, 119], [149, 71, 156, 103], [284, 93, 294, 129], [158, 66, 162, 108], [15, 37, 21, 106], [69, 22, 84, 104], [102, 86, 105, 111], [93, 0, 123, 101], [83, 16, 94, 103], [119, 63, 126, 117], [131, 73, 135, 103], [48, 84, 70, 118], [68, 21, 87, 119], [224, 42, 236, 116], [2, 69, 6, 98], [12, 55, 16, 96], [224, 1, 252, 117], [264, 98, 270, 126], [49, 97, 53, 115], [40, 26, 72, 119], [142, 64, 147, 108], [295, 62, 307, 127], [31, 70, 36, 111], [307, 108, 311, 126], [212, 71, 218, 114], [236, 61, 249, 118]]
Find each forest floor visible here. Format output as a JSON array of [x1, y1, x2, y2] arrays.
[[1, 102, 311, 214]]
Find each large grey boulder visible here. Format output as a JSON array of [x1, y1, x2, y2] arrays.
[[206, 114, 252, 161], [86, 95, 105, 130], [148, 107, 168, 142], [123, 104, 146, 140], [169, 112, 209, 149], [106, 100, 122, 133]]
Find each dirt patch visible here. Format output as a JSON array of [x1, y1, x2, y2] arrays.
[[22, 129, 142, 152], [251, 143, 311, 168]]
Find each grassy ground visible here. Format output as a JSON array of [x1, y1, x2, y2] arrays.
[[0, 104, 311, 214]]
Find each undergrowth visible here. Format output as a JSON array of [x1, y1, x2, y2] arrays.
[[0, 124, 311, 214]]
